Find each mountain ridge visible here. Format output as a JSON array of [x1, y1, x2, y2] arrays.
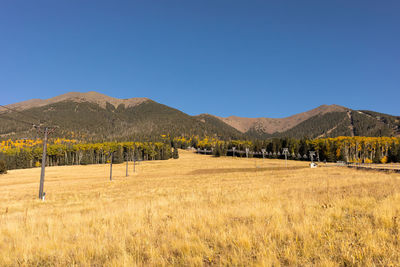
[[1, 92, 399, 140], [215, 104, 349, 134], [6, 91, 149, 110]]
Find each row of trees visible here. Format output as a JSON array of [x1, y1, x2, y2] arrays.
[[0, 141, 174, 170], [2, 135, 400, 171], [181, 136, 400, 163]]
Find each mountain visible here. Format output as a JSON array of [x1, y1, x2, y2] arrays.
[[0, 92, 399, 140], [7, 91, 149, 110], [217, 104, 348, 134], [249, 108, 400, 139], [0, 92, 243, 141]]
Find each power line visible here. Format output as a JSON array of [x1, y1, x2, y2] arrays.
[[0, 113, 36, 126], [0, 103, 88, 200], [0, 105, 61, 201], [0, 104, 43, 123], [0, 103, 91, 130]]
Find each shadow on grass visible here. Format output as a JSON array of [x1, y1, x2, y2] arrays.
[[188, 166, 308, 175]]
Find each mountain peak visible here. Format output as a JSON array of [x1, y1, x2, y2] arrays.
[[7, 91, 150, 110], [314, 104, 348, 113], [218, 104, 349, 134]]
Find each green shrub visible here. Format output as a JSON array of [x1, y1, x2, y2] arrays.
[[0, 160, 7, 174], [172, 147, 179, 159]]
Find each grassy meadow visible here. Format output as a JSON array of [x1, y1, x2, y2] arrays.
[[1, 150, 400, 266]]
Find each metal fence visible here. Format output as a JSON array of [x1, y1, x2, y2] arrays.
[[195, 148, 310, 159], [194, 148, 400, 172], [340, 162, 400, 172]]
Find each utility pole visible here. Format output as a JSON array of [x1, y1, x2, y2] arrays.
[[126, 152, 129, 177], [132, 151, 136, 173], [38, 127, 48, 200], [283, 148, 289, 168], [309, 151, 316, 164], [110, 152, 113, 181], [36, 125, 57, 200], [0, 105, 55, 200]]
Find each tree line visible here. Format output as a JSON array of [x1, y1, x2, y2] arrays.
[[0, 140, 173, 171], [172, 136, 400, 163], [2, 135, 400, 172]]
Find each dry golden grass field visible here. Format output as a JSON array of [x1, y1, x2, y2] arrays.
[[1, 150, 400, 266]]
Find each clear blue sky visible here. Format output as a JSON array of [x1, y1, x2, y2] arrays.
[[1, 0, 399, 117]]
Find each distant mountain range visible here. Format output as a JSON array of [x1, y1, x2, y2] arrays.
[[1, 91, 399, 141]]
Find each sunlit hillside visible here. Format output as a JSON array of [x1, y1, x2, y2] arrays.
[[1, 150, 400, 266]]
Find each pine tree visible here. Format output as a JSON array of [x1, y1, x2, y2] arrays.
[[112, 145, 124, 163], [0, 160, 7, 174], [172, 147, 179, 159], [388, 146, 397, 163], [373, 147, 381, 164]]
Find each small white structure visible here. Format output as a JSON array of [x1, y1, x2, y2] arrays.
[[310, 163, 318, 168]]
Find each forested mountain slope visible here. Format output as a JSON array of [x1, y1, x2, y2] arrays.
[[0, 92, 398, 141], [0, 98, 243, 141]]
